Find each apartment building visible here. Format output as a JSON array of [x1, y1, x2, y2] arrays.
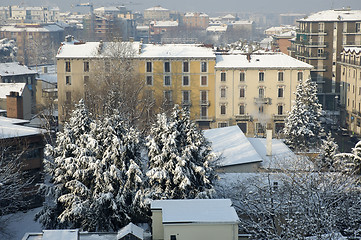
[[183, 12, 209, 29], [56, 41, 216, 128], [339, 47, 361, 134], [144, 6, 170, 21], [9, 6, 60, 23], [214, 52, 313, 136], [290, 9, 361, 110], [0, 23, 64, 66], [139, 44, 216, 129]]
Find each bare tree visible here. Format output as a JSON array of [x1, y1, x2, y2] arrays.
[[85, 41, 156, 130]]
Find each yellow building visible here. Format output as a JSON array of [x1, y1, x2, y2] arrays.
[[339, 47, 361, 135], [214, 53, 313, 136], [56, 41, 216, 128], [139, 44, 216, 129]]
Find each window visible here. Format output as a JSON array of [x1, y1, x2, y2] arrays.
[[146, 62, 152, 72], [146, 76, 153, 85], [218, 122, 228, 128], [182, 91, 190, 102], [66, 76, 71, 85], [201, 62, 207, 72], [318, 35, 324, 44], [318, 22, 324, 32], [170, 235, 177, 240], [317, 48, 324, 57], [221, 88, 226, 98], [183, 61, 189, 72], [84, 76, 89, 85], [65, 61, 71, 72], [240, 72, 245, 82], [278, 72, 284, 81], [240, 88, 245, 98], [200, 90, 208, 104], [298, 72, 303, 81], [356, 22, 361, 33], [84, 61, 89, 72], [239, 104, 245, 115], [221, 105, 226, 115], [164, 61, 170, 72], [259, 105, 264, 113], [221, 72, 226, 82], [201, 76, 207, 86], [256, 123, 265, 133], [182, 76, 190, 86], [164, 90, 172, 102], [259, 88, 264, 98], [201, 106, 207, 117], [238, 122, 247, 133], [278, 105, 283, 115], [259, 72, 264, 82], [66, 91, 71, 103], [164, 76, 171, 86], [278, 87, 284, 98]]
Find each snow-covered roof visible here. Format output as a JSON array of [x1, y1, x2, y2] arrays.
[[151, 20, 178, 27], [151, 199, 239, 224], [222, 14, 236, 19], [343, 47, 361, 54], [0, 24, 64, 32], [0, 83, 26, 98], [0, 62, 37, 76], [299, 9, 361, 22], [145, 6, 169, 11], [57, 41, 141, 59], [136, 25, 150, 30], [94, 6, 121, 12], [215, 53, 313, 69], [231, 20, 254, 25], [204, 126, 263, 167], [206, 25, 228, 32], [140, 44, 215, 58], [0, 116, 44, 139], [117, 223, 143, 240]]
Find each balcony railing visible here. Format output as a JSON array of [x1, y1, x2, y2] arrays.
[[200, 100, 210, 106], [182, 100, 192, 106], [273, 114, 287, 121], [295, 51, 328, 60], [236, 114, 252, 121], [196, 116, 214, 122], [343, 41, 361, 46], [254, 97, 271, 105]]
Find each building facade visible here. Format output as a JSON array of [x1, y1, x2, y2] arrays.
[[290, 9, 361, 110], [183, 12, 209, 29], [214, 53, 313, 136], [339, 47, 361, 135]]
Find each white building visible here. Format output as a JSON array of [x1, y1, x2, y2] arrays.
[[151, 199, 239, 240]]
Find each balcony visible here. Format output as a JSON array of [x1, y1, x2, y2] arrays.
[[343, 41, 361, 47], [295, 51, 328, 60], [304, 42, 328, 48], [254, 97, 271, 105], [182, 100, 192, 107], [273, 114, 287, 121], [200, 100, 210, 106], [236, 114, 252, 121], [296, 30, 327, 36], [196, 116, 214, 122]]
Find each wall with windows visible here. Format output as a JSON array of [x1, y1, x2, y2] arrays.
[[215, 57, 312, 136]]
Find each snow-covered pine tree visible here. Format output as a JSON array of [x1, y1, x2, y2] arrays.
[[335, 141, 361, 175], [36, 101, 147, 231], [315, 132, 339, 171], [283, 78, 324, 151], [146, 106, 217, 200]]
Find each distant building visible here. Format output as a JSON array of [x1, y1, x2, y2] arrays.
[[144, 6, 170, 21], [151, 199, 239, 240], [0, 23, 64, 66], [0, 83, 31, 119], [339, 47, 361, 135], [183, 12, 209, 29], [279, 13, 306, 26], [8, 6, 60, 23], [264, 25, 296, 36], [272, 30, 296, 54], [290, 9, 361, 110], [0, 62, 37, 115]]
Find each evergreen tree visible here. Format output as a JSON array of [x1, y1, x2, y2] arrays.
[[315, 132, 339, 171], [283, 78, 324, 151], [36, 101, 147, 231], [146, 106, 217, 200], [336, 141, 361, 175]]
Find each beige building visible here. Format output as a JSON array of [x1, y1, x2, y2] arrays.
[[291, 9, 361, 110], [151, 199, 239, 240], [339, 47, 361, 134], [9, 6, 60, 23], [144, 6, 170, 21], [214, 52, 313, 136], [183, 12, 209, 29]]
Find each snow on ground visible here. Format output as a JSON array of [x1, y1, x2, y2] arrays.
[[0, 207, 42, 240]]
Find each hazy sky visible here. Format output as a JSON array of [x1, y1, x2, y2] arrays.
[[1, 0, 361, 15]]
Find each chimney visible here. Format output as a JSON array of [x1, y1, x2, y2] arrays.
[[6, 91, 23, 119], [266, 129, 272, 156], [246, 53, 251, 62]]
